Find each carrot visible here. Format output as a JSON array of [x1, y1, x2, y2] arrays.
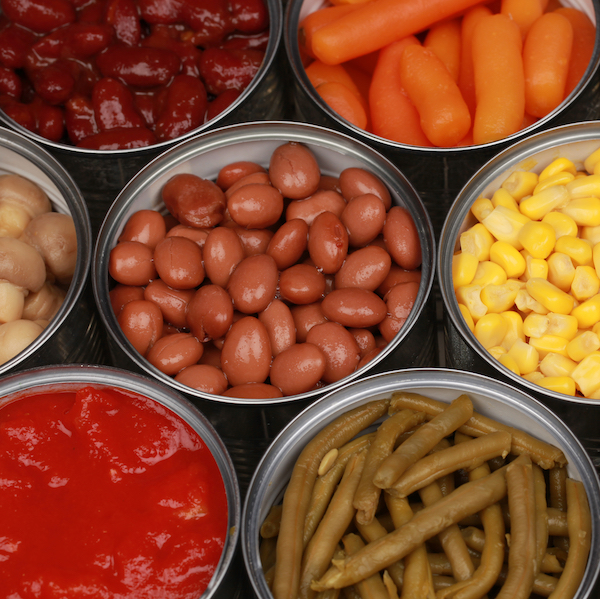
[[500, 0, 543, 38], [554, 7, 596, 96], [424, 18, 462, 82], [399, 44, 471, 147], [329, 0, 373, 5], [471, 14, 525, 145], [345, 51, 380, 75], [523, 12, 573, 119], [315, 81, 369, 130], [306, 60, 366, 105], [457, 5, 492, 117], [369, 36, 431, 146], [311, 0, 489, 65]]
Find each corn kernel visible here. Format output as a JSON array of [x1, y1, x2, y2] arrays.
[[539, 157, 577, 180], [528, 335, 569, 358], [583, 147, 600, 174], [480, 282, 520, 313], [560, 196, 600, 227], [567, 330, 600, 362], [554, 235, 593, 267], [471, 261, 508, 287], [547, 252, 576, 291], [498, 353, 521, 375], [565, 173, 600, 198], [515, 289, 550, 314], [507, 338, 539, 374], [519, 185, 570, 220], [536, 376, 577, 395], [489, 345, 507, 360], [593, 243, 600, 279], [471, 197, 494, 222], [501, 170, 538, 200], [570, 293, 600, 329], [523, 370, 544, 384], [582, 225, 600, 245], [521, 253, 549, 281], [456, 285, 488, 322], [570, 352, 600, 396], [460, 223, 495, 261], [517, 221, 556, 259], [452, 252, 479, 289], [570, 265, 600, 301], [500, 310, 525, 350], [474, 313, 508, 349], [546, 313, 579, 340], [523, 313, 549, 338], [482, 206, 530, 249], [489, 241, 526, 278], [491, 188, 519, 211], [458, 303, 475, 333], [526, 277, 575, 314], [541, 211, 578, 239], [540, 352, 578, 377], [534, 171, 576, 194]]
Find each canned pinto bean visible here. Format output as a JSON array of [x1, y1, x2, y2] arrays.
[[242, 368, 600, 599], [92, 121, 436, 493], [439, 121, 600, 472], [284, 0, 600, 237]]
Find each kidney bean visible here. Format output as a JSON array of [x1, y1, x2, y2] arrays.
[[30, 97, 65, 142], [220, 30, 270, 52], [229, 0, 269, 34], [0, 25, 38, 69], [93, 77, 146, 130], [2, 0, 75, 34], [65, 94, 99, 143], [143, 27, 202, 78], [104, 0, 141, 46], [30, 64, 76, 105], [33, 23, 114, 61], [180, 0, 233, 47], [77, 126, 157, 149], [0, 67, 21, 99], [0, 98, 36, 132], [206, 88, 241, 121], [137, 0, 184, 24], [199, 47, 264, 95]]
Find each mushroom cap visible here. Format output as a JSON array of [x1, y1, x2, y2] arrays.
[[0, 237, 47, 291], [0, 174, 51, 218]]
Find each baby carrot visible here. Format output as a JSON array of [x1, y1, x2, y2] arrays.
[[315, 80, 369, 130], [471, 14, 525, 145], [399, 44, 471, 147], [369, 36, 432, 146], [306, 59, 367, 109], [311, 0, 488, 65], [554, 7, 596, 96], [500, 0, 543, 38], [424, 18, 462, 82], [523, 12, 573, 119]]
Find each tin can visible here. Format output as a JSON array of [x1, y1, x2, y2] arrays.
[[438, 121, 600, 472], [284, 0, 600, 238], [0, 0, 288, 235], [242, 368, 600, 599], [0, 363, 242, 599], [0, 127, 107, 372], [92, 121, 436, 494]]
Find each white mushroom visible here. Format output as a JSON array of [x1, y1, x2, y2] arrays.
[[0, 319, 44, 364], [22, 281, 66, 321], [0, 174, 51, 238]]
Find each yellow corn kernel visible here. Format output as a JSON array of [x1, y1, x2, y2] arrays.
[[455, 285, 488, 322], [565, 173, 600, 198], [489, 345, 507, 360], [581, 225, 600, 245], [491, 188, 519, 211], [501, 170, 538, 200], [528, 335, 569, 359], [471, 197, 494, 222], [526, 277, 575, 314], [547, 252, 576, 291], [523, 370, 544, 384], [482, 206, 530, 249], [523, 313, 549, 338], [507, 338, 539, 374], [500, 310, 525, 350], [534, 171, 576, 194], [460, 223, 495, 262], [593, 242, 600, 279], [489, 241, 526, 279], [554, 235, 593, 267], [522, 254, 549, 281], [458, 303, 475, 333], [541, 211, 578, 239], [474, 313, 508, 349], [480, 282, 520, 313], [571, 265, 600, 302], [566, 330, 600, 362], [498, 353, 521, 375], [452, 252, 479, 289], [583, 147, 600, 174], [519, 185, 570, 220], [540, 352, 577, 378], [570, 352, 600, 396], [515, 289, 550, 315], [471, 261, 508, 287], [517, 221, 556, 259], [546, 312, 579, 341], [539, 157, 577, 180], [560, 196, 600, 227], [536, 376, 577, 396], [571, 294, 600, 329]]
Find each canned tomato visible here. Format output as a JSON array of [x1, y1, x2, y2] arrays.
[[242, 368, 600, 599], [92, 120, 436, 493], [0, 127, 107, 372], [0, 364, 241, 599], [284, 0, 600, 237], [439, 120, 600, 472]]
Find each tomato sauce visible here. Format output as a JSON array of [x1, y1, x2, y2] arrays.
[[0, 385, 228, 598]]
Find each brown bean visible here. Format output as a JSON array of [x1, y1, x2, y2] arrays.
[[335, 245, 392, 291], [118, 209, 166, 249], [270, 343, 327, 396], [339, 167, 392, 210], [203, 226, 245, 288], [279, 263, 326, 305], [227, 183, 284, 229], [308, 211, 348, 274], [146, 332, 204, 375], [227, 254, 278, 314], [153, 236, 205, 290], [186, 284, 234, 342], [269, 142, 321, 200], [109, 240, 157, 286], [383, 206, 422, 270], [266, 218, 309, 270], [144, 279, 194, 329], [321, 288, 387, 328], [117, 299, 163, 356]]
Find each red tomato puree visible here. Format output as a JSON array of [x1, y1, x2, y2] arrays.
[[0, 385, 228, 598]]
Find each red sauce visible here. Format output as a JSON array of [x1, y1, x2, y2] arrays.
[[0, 385, 228, 598]]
